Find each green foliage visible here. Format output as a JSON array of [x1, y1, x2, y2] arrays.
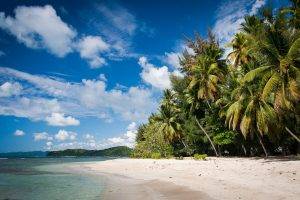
[[151, 152, 162, 159], [134, 1, 300, 158], [213, 131, 237, 146], [193, 153, 207, 160], [47, 146, 133, 157], [132, 123, 173, 158]]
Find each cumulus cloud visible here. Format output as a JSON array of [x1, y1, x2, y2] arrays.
[[164, 52, 181, 69], [213, 0, 266, 55], [127, 122, 137, 131], [42, 122, 138, 150], [46, 141, 53, 149], [0, 5, 76, 57], [45, 113, 80, 126], [138, 56, 171, 90], [14, 129, 25, 136], [0, 97, 61, 122], [0, 4, 148, 67], [54, 129, 77, 141], [102, 122, 137, 148], [0, 82, 22, 97], [34, 132, 51, 141], [76, 36, 110, 68], [84, 134, 94, 140], [0, 67, 157, 123]]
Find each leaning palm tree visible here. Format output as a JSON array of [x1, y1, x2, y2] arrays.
[[181, 33, 226, 156], [184, 89, 219, 156], [241, 13, 300, 142], [225, 81, 280, 157]]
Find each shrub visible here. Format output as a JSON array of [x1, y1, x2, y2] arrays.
[[132, 123, 173, 158], [193, 153, 207, 160], [150, 152, 161, 159]]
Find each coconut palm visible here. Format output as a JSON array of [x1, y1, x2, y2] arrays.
[[225, 80, 280, 157], [241, 12, 300, 142], [181, 33, 227, 156], [153, 104, 186, 145], [227, 33, 250, 67]]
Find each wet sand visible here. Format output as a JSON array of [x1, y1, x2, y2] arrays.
[[102, 173, 212, 200]]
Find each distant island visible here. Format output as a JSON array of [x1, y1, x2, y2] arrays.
[[47, 146, 133, 157], [0, 146, 133, 158]]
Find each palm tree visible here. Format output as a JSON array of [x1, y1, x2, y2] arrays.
[[184, 89, 219, 156], [225, 81, 280, 157], [187, 43, 226, 104], [241, 13, 300, 142], [227, 33, 250, 67], [181, 33, 227, 156], [153, 104, 186, 146]]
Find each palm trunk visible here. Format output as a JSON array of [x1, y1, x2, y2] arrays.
[[256, 133, 268, 157], [241, 144, 247, 156], [194, 116, 219, 157], [181, 139, 191, 156], [285, 127, 300, 142], [181, 139, 188, 148]]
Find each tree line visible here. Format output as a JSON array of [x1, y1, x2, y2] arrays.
[[133, 0, 300, 158]]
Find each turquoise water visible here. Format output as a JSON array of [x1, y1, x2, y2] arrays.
[[0, 157, 110, 200]]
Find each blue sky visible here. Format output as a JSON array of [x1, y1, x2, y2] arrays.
[[0, 0, 289, 152]]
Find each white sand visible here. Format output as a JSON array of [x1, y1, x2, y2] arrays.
[[74, 157, 300, 200]]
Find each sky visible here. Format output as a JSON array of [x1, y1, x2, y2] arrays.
[[0, 0, 289, 152]]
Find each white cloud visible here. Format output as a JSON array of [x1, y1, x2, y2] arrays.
[[249, 0, 266, 15], [84, 134, 94, 140], [46, 141, 53, 150], [0, 67, 157, 123], [138, 56, 171, 90], [94, 3, 151, 60], [127, 122, 137, 131], [45, 112, 80, 126], [77, 36, 110, 68], [99, 74, 107, 82], [0, 5, 76, 57], [46, 141, 53, 147], [54, 129, 77, 141], [97, 4, 137, 36], [213, 0, 266, 55], [34, 132, 50, 141], [0, 82, 22, 97], [14, 129, 25, 136], [164, 52, 181, 69], [103, 121, 137, 148], [43, 122, 138, 150], [0, 97, 61, 122]]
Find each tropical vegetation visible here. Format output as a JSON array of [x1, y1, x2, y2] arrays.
[[133, 1, 300, 158]]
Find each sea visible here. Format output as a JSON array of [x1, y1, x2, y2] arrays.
[[0, 157, 111, 200]]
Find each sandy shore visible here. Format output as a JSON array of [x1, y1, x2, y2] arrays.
[[70, 157, 300, 200]]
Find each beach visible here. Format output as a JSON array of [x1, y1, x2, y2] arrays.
[[69, 157, 300, 200]]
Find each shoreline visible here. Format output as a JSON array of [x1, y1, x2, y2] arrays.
[[66, 162, 211, 199], [101, 172, 211, 200], [67, 157, 300, 200]]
